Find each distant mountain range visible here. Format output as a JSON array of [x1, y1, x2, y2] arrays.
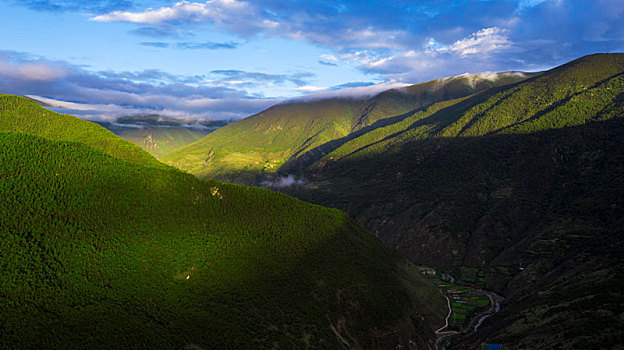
[[96, 115, 229, 158], [24, 96, 231, 158], [164, 53, 624, 349]]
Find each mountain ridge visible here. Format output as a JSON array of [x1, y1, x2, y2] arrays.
[[162, 71, 533, 182], [162, 53, 624, 348], [277, 53, 624, 348]]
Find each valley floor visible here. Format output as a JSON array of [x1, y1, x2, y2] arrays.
[[416, 267, 504, 350]]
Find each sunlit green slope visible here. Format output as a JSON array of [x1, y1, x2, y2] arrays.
[[0, 132, 446, 349], [0, 94, 162, 167], [162, 72, 530, 182], [304, 53, 624, 168]]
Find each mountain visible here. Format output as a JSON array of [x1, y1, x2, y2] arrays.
[[97, 115, 228, 158], [162, 72, 532, 183], [0, 107, 447, 347], [161, 53, 624, 348], [278, 53, 624, 348], [0, 94, 162, 168]]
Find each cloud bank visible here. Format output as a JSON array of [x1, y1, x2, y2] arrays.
[[0, 51, 281, 122]]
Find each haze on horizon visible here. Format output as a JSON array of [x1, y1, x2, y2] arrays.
[[0, 0, 622, 121]]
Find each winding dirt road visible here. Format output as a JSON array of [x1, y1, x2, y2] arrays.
[[433, 290, 504, 350]]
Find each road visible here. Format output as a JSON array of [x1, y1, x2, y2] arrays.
[[433, 289, 504, 350]]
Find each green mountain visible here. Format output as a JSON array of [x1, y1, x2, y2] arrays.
[[97, 116, 227, 158], [0, 100, 447, 348], [0, 94, 162, 168], [162, 72, 531, 183], [279, 53, 624, 348]]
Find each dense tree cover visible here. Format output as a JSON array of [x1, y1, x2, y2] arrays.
[[157, 53, 624, 348], [0, 132, 446, 349], [300, 54, 624, 168], [162, 73, 529, 182], [278, 53, 624, 349], [0, 94, 162, 167]]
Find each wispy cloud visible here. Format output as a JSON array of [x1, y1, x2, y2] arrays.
[[92, 0, 279, 35], [128, 26, 181, 38], [91, 1, 415, 50], [140, 40, 241, 49], [295, 85, 326, 92], [320, 54, 339, 62], [0, 59, 69, 81], [141, 41, 170, 48], [210, 69, 314, 87], [338, 27, 520, 83], [292, 81, 409, 100], [176, 41, 240, 49], [449, 27, 512, 57], [15, 0, 133, 13]]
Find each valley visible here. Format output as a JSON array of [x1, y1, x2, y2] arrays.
[[2, 1, 622, 348], [2, 53, 623, 349], [0, 96, 447, 348], [158, 53, 624, 349]]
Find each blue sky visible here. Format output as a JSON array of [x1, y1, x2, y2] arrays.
[[0, 0, 622, 121]]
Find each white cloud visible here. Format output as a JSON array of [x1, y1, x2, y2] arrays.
[[295, 85, 327, 92], [26, 94, 281, 122], [339, 28, 521, 84], [292, 81, 409, 100], [320, 54, 339, 62], [93, 1, 412, 50], [92, 0, 278, 34], [93, 1, 240, 23], [434, 71, 528, 88], [290, 27, 408, 50], [449, 27, 512, 56]]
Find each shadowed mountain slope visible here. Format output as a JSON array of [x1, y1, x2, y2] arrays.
[[0, 131, 447, 349], [281, 53, 624, 349]]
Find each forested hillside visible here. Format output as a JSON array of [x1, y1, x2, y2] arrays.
[[163, 72, 531, 183], [0, 94, 162, 167], [281, 53, 624, 348], [295, 54, 624, 171], [0, 131, 446, 349]]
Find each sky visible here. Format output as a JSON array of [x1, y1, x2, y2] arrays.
[[0, 0, 622, 121]]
